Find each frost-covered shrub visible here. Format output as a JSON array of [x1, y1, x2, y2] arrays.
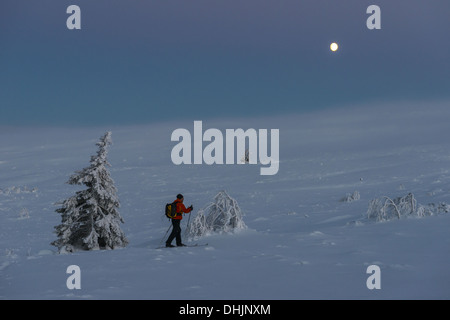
[[18, 208, 30, 220], [0, 186, 37, 196], [341, 191, 360, 203], [186, 208, 208, 239], [423, 202, 450, 215], [52, 132, 128, 252], [367, 193, 419, 221], [186, 191, 247, 239], [366, 193, 449, 222]]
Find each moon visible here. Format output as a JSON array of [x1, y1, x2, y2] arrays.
[[330, 42, 339, 52]]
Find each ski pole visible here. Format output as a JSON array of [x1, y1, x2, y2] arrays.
[[158, 223, 172, 248], [186, 210, 192, 230], [182, 209, 192, 241]]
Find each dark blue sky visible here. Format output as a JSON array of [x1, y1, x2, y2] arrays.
[[1, 0, 449, 126]]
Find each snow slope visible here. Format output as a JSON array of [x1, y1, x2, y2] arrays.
[[1, 101, 450, 300]]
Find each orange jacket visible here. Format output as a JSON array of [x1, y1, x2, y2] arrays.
[[172, 198, 192, 220]]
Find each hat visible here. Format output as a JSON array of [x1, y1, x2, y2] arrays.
[[176, 194, 184, 199]]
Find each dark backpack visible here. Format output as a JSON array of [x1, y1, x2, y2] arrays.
[[165, 202, 178, 219]]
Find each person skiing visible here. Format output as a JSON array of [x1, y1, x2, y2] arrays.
[[166, 194, 193, 247]]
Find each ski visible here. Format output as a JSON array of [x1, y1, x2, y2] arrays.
[[155, 243, 208, 249], [185, 243, 208, 247]]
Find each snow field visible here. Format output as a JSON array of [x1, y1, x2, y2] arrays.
[[1, 101, 450, 299]]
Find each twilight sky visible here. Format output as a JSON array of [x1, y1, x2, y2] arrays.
[[1, 0, 449, 126]]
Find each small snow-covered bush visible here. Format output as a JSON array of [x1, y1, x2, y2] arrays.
[[186, 191, 247, 240], [366, 193, 449, 222], [0, 186, 37, 196], [367, 193, 419, 221], [186, 208, 208, 239], [427, 202, 450, 214], [18, 208, 30, 220], [341, 191, 360, 203]]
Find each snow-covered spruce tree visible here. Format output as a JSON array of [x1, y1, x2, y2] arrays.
[[52, 132, 128, 252], [186, 190, 246, 240]]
